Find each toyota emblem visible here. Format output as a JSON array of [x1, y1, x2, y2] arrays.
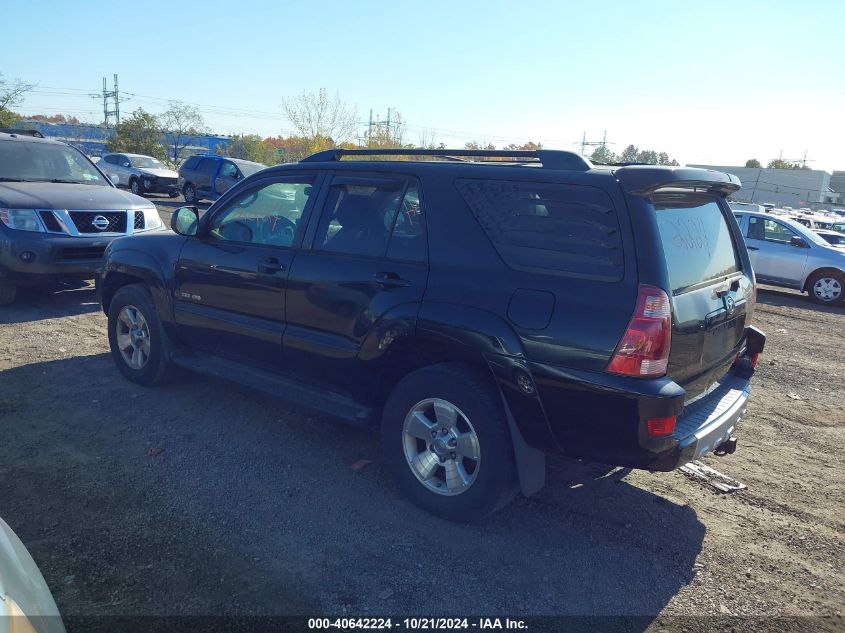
[[91, 215, 110, 231]]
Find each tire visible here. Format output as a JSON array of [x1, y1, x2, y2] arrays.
[[807, 270, 845, 305], [168, 190, 179, 198], [130, 178, 145, 196], [183, 183, 196, 203], [381, 363, 517, 523], [0, 284, 16, 306], [107, 284, 175, 386]]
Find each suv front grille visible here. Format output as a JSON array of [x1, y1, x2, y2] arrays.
[[133, 211, 145, 230], [69, 211, 127, 234]]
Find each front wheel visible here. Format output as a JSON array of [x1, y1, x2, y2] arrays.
[[381, 364, 517, 522], [107, 284, 174, 385], [808, 271, 844, 305], [130, 178, 145, 196], [183, 183, 197, 203]]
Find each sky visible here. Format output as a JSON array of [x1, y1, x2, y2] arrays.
[[4, 0, 844, 171]]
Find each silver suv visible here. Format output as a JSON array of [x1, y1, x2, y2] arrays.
[[734, 211, 845, 305], [100, 153, 179, 197]]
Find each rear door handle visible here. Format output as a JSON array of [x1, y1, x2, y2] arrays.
[[374, 272, 411, 287], [257, 257, 286, 274]]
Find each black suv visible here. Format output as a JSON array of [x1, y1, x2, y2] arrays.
[[0, 130, 165, 305], [99, 148, 765, 522]]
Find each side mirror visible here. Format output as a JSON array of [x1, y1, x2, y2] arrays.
[[790, 235, 809, 248], [171, 206, 199, 236], [122, 161, 131, 168]]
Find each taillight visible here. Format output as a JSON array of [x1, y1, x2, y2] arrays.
[[607, 285, 672, 378]]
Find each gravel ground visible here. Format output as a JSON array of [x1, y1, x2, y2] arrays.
[[0, 276, 843, 628]]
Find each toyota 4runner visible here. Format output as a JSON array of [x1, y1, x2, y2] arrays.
[[99, 148, 766, 522]]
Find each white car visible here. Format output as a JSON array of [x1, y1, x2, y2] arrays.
[[99, 153, 179, 197], [0, 517, 64, 633]]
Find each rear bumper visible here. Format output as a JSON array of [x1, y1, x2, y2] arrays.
[[646, 373, 750, 471], [522, 327, 765, 471]]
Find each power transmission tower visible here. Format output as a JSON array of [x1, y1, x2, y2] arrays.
[[576, 131, 614, 157], [93, 74, 121, 127]]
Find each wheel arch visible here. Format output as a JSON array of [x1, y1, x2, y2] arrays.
[[100, 250, 171, 320]]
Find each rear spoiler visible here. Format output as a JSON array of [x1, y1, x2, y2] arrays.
[[614, 166, 741, 197]]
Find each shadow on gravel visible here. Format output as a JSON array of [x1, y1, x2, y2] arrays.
[[756, 286, 843, 314], [0, 281, 100, 324], [0, 354, 705, 625]]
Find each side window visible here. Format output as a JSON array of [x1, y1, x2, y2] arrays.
[[456, 179, 623, 280], [748, 216, 797, 244], [182, 156, 199, 171], [207, 178, 315, 247], [386, 185, 426, 262], [315, 179, 423, 259], [219, 161, 238, 179], [198, 159, 217, 175], [104, 155, 117, 165], [119, 155, 130, 167]]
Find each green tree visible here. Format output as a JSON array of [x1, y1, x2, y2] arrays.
[[0, 73, 34, 127], [106, 108, 166, 159], [223, 134, 278, 165], [161, 101, 205, 166], [619, 144, 639, 163], [767, 158, 808, 170], [590, 145, 617, 164], [745, 158, 761, 168]]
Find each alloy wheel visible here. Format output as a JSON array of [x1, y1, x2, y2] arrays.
[[115, 305, 151, 369], [402, 398, 481, 496]]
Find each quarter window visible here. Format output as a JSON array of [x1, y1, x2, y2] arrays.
[[207, 178, 315, 247]]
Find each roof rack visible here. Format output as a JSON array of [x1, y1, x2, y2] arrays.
[[0, 128, 45, 138], [300, 148, 593, 171]]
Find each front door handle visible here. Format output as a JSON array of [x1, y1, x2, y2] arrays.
[[257, 257, 286, 274], [374, 271, 411, 287]]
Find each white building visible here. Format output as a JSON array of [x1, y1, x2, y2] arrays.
[[689, 164, 840, 208]]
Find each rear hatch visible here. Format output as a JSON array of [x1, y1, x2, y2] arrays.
[[651, 191, 751, 401]]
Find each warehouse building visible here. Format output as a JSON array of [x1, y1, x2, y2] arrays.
[[689, 164, 840, 209]]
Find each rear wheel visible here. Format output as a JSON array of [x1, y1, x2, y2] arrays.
[[107, 284, 174, 385], [807, 271, 844, 305], [183, 183, 196, 203], [381, 364, 517, 522], [0, 284, 16, 306]]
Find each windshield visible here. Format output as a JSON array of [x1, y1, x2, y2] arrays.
[[234, 161, 266, 177], [0, 140, 108, 186], [777, 216, 829, 246], [130, 156, 165, 169]]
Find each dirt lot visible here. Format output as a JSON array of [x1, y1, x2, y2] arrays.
[[0, 276, 843, 629]]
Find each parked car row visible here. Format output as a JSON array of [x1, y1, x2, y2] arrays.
[[96, 151, 269, 202]]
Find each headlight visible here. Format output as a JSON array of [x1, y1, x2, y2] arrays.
[[0, 209, 45, 232], [138, 208, 163, 231]]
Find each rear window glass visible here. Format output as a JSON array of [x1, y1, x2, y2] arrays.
[[455, 179, 623, 280], [653, 194, 740, 293]]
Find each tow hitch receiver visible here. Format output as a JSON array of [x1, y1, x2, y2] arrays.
[[714, 437, 738, 456]]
